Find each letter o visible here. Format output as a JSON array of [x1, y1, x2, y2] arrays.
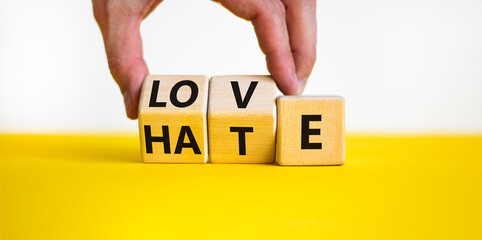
[[170, 80, 199, 108]]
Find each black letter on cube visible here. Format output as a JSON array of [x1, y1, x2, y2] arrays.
[[301, 115, 322, 149], [230, 127, 254, 155], [174, 126, 201, 154], [230, 81, 258, 108], [170, 80, 199, 108], [149, 80, 167, 107], [144, 125, 171, 153]]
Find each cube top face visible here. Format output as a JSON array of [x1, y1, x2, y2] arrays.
[[208, 75, 276, 115], [139, 75, 208, 115], [276, 96, 345, 166]]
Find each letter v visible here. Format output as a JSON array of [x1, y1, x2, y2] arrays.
[[230, 81, 258, 108]]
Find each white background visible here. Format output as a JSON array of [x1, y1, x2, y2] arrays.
[[0, 0, 481, 133]]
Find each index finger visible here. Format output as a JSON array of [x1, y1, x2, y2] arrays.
[[215, 0, 300, 94], [251, 2, 300, 94], [283, 0, 317, 93]]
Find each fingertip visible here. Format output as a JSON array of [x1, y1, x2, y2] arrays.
[[123, 91, 138, 120], [298, 77, 308, 94], [275, 73, 300, 95], [113, 58, 146, 120], [265, 51, 299, 95]]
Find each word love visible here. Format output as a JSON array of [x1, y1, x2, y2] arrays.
[[138, 75, 345, 166]]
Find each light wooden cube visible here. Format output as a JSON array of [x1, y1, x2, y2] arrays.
[[208, 75, 277, 163], [138, 75, 208, 163], [276, 96, 345, 166]]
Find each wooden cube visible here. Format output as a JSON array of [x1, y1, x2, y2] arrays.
[[276, 96, 345, 166], [138, 75, 208, 163], [208, 75, 277, 163]]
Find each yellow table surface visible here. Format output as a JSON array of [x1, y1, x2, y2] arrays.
[[0, 134, 481, 239]]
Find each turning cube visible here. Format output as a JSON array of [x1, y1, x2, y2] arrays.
[[138, 75, 208, 163], [276, 96, 345, 166], [208, 75, 277, 163]]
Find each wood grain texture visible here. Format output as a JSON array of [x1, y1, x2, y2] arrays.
[[276, 96, 345, 166], [138, 75, 208, 163], [208, 75, 276, 163]]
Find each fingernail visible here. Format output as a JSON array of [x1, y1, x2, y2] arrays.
[[123, 91, 133, 118], [298, 78, 308, 94], [293, 74, 301, 95]]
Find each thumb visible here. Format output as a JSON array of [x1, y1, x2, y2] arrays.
[[94, 4, 148, 119]]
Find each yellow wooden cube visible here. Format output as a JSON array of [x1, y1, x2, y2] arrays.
[[276, 96, 345, 166], [208, 75, 276, 163], [138, 75, 208, 163]]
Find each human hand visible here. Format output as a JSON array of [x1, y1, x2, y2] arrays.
[[93, 0, 317, 119]]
